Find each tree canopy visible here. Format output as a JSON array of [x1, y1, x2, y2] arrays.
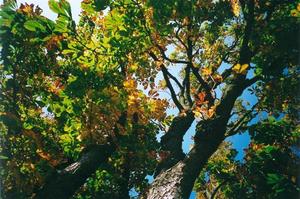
[[0, 0, 299, 198]]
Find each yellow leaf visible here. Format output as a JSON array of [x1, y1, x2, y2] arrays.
[[213, 74, 223, 82], [193, 107, 203, 118], [193, 110, 202, 118], [130, 63, 138, 71], [290, 9, 299, 17], [207, 105, 216, 118], [230, 0, 240, 17], [232, 63, 249, 75], [201, 67, 212, 76], [123, 79, 136, 89]]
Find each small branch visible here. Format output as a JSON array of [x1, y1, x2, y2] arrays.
[[225, 102, 259, 137], [148, 52, 184, 111], [244, 76, 261, 88], [185, 32, 194, 107], [184, 64, 193, 106], [174, 26, 188, 51], [164, 67, 183, 90], [161, 65, 184, 111], [156, 45, 189, 64], [239, 0, 255, 64], [210, 180, 228, 199]]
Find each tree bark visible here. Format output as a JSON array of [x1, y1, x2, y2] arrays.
[[154, 111, 194, 177], [145, 78, 252, 199], [34, 144, 114, 199]]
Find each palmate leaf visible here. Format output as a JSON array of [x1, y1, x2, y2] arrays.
[[49, 0, 64, 14], [47, 0, 75, 33], [54, 15, 69, 33], [0, 1, 17, 28]]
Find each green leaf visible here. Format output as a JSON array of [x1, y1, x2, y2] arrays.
[[267, 116, 276, 124], [23, 122, 33, 130], [49, 0, 72, 18], [24, 20, 46, 32], [266, 173, 281, 185], [60, 0, 72, 18], [0, 155, 9, 160], [54, 15, 72, 33], [94, 0, 109, 11], [49, 0, 65, 15]]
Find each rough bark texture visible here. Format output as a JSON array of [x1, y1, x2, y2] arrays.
[[35, 144, 114, 199], [154, 111, 194, 177], [146, 78, 251, 199]]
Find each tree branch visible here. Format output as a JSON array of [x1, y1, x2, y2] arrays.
[[154, 110, 194, 177], [148, 51, 184, 111], [210, 180, 228, 199], [183, 64, 193, 107], [156, 44, 189, 64], [239, 0, 255, 64], [174, 26, 188, 51], [225, 102, 259, 137], [35, 144, 115, 199], [163, 66, 183, 90], [161, 65, 184, 111], [185, 33, 194, 107]]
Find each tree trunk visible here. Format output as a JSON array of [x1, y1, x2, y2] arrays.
[[146, 78, 252, 199], [155, 111, 194, 176], [145, 120, 225, 199]]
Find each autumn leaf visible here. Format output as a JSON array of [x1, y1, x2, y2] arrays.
[[232, 63, 249, 75], [193, 107, 202, 118], [201, 67, 212, 76], [18, 3, 34, 16], [230, 0, 240, 17], [196, 92, 208, 106], [207, 105, 216, 118], [213, 74, 223, 82]]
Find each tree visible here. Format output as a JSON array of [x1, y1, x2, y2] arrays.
[[195, 118, 299, 199], [0, 0, 299, 198]]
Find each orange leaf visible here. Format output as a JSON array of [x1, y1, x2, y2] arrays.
[[197, 92, 206, 103]]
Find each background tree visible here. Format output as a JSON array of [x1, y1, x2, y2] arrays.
[[0, 0, 299, 198]]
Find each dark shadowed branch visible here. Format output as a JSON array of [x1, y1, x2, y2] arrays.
[[148, 51, 184, 111], [35, 144, 115, 199]]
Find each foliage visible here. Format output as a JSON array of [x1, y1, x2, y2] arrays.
[[0, 1, 165, 197], [195, 118, 300, 199], [0, 0, 299, 198]]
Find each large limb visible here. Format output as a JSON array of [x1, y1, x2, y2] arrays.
[[155, 110, 194, 177], [34, 144, 115, 199], [35, 112, 128, 199]]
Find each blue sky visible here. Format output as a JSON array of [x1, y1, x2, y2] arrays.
[[1, 1, 260, 198]]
